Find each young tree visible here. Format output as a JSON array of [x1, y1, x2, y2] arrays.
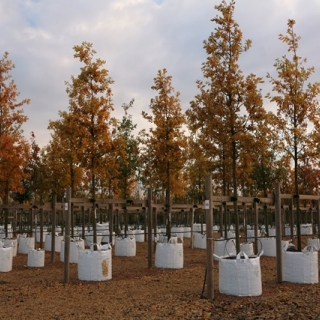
[[65, 42, 115, 248], [140, 68, 188, 239], [0, 52, 30, 205], [186, 0, 265, 252], [185, 134, 211, 204], [116, 100, 140, 199], [47, 111, 84, 198], [13, 132, 46, 204], [267, 20, 320, 250]]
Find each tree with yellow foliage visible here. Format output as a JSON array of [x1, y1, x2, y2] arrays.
[[186, 0, 265, 252], [0, 52, 30, 205], [65, 42, 116, 248], [47, 111, 84, 199], [267, 19, 320, 250], [0, 52, 30, 237], [140, 69, 188, 239]]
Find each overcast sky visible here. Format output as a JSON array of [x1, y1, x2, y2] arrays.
[[2, 0, 320, 147]]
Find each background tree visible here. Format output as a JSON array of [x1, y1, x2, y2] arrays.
[[47, 111, 84, 198], [186, 0, 265, 252], [185, 134, 210, 204], [140, 68, 188, 239], [116, 100, 140, 199], [267, 19, 320, 250], [65, 42, 115, 248], [12, 132, 45, 204], [0, 52, 30, 205]]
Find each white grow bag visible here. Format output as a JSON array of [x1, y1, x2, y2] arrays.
[[285, 225, 296, 236], [194, 232, 206, 249], [85, 232, 103, 247], [146, 228, 161, 241], [101, 231, 116, 246], [283, 246, 318, 284], [0, 226, 13, 239], [258, 238, 276, 257], [155, 238, 183, 269], [34, 227, 48, 242], [171, 227, 184, 240], [18, 235, 35, 254], [134, 230, 145, 243], [44, 233, 63, 252], [96, 223, 109, 233], [184, 227, 191, 238], [308, 238, 320, 251], [78, 244, 112, 281], [193, 223, 206, 233], [222, 231, 235, 239], [300, 224, 313, 235], [0, 246, 13, 272], [268, 228, 276, 237], [60, 239, 85, 263], [240, 242, 254, 257], [215, 251, 263, 296], [257, 238, 290, 257], [27, 249, 45, 267], [115, 237, 136, 257], [246, 229, 261, 242], [3, 239, 18, 257], [214, 238, 236, 260]]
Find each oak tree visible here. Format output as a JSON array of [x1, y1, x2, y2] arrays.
[[140, 69, 188, 239], [186, 0, 265, 252], [0, 52, 30, 205], [65, 42, 115, 248], [116, 100, 140, 199], [267, 19, 320, 250]]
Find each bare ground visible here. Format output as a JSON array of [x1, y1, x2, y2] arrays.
[[1, 237, 320, 320]]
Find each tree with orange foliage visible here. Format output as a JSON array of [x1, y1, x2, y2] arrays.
[[186, 0, 265, 252], [0, 52, 30, 237], [0, 52, 30, 205], [47, 111, 84, 199], [140, 68, 188, 239], [65, 42, 116, 248], [267, 19, 320, 250]]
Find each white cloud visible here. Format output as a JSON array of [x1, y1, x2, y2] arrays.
[[1, 0, 320, 147]]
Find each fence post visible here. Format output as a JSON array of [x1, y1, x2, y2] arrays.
[[205, 174, 214, 301], [51, 193, 56, 263], [147, 188, 152, 269], [64, 187, 71, 283], [275, 182, 283, 283]]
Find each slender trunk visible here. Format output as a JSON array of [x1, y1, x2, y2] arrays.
[[4, 184, 9, 238], [294, 130, 301, 251], [92, 172, 98, 251], [232, 138, 240, 253], [166, 161, 171, 240]]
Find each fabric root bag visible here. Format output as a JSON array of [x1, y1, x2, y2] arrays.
[[78, 244, 112, 281], [214, 250, 263, 296]]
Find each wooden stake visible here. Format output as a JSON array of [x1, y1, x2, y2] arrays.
[[39, 208, 44, 249], [205, 174, 214, 301], [147, 188, 152, 269], [253, 201, 258, 254], [109, 203, 114, 245], [51, 193, 56, 263], [190, 207, 194, 249], [317, 200, 320, 239], [275, 183, 283, 283], [64, 187, 71, 283]]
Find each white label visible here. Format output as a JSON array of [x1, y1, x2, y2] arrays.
[[205, 200, 209, 209], [64, 203, 68, 210]]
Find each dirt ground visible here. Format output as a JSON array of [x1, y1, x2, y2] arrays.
[[1, 237, 320, 320]]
